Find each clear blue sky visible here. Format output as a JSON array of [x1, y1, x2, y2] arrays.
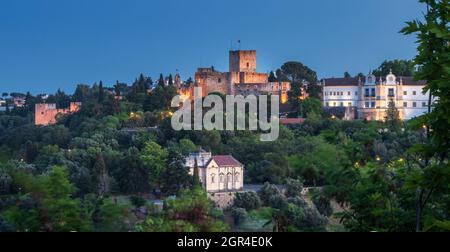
[[0, 0, 426, 94]]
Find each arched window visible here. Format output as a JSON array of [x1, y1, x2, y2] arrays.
[[211, 173, 215, 183], [235, 173, 240, 182], [227, 173, 232, 182], [219, 173, 224, 183]]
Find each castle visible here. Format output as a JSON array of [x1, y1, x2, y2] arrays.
[[322, 71, 431, 121], [185, 149, 244, 209], [192, 50, 290, 103], [35, 102, 81, 126]]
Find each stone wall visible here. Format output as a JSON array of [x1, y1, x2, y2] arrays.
[[208, 191, 239, 209], [35, 102, 81, 126]]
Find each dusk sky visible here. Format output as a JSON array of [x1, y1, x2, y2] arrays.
[[0, 0, 426, 94]]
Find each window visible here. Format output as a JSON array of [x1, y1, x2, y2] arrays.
[[404, 91, 407, 95], [247, 62, 250, 68], [211, 174, 215, 183], [333, 102, 336, 106], [422, 102, 427, 107], [365, 102, 370, 108], [219, 173, 224, 183], [413, 102, 417, 108], [371, 102, 375, 108], [388, 88, 395, 97], [218, 78, 221, 83], [355, 91, 358, 96], [227, 173, 232, 182], [413, 91, 417, 95], [339, 102, 344, 107], [324, 92, 327, 96], [235, 173, 239, 182], [371, 88, 376, 97], [403, 102, 408, 108], [333, 92, 336, 96], [365, 88, 370, 97], [325, 102, 329, 107], [348, 102, 352, 107], [348, 91, 351, 96]]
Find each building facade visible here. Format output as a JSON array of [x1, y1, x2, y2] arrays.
[[191, 50, 290, 104], [185, 149, 244, 208], [322, 71, 431, 121], [35, 102, 81, 126]]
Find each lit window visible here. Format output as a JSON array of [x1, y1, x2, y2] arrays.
[[388, 88, 395, 97]]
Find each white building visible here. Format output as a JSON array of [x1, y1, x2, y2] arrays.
[[185, 149, 244, 209], [322, 71, 432, 121]]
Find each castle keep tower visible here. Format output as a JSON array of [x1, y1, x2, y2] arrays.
[[35, 102, 81, 126], [229, 50, 257, 73], [193, 49, 291, 102]]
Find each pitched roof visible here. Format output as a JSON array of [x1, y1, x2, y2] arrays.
[[323, 77, 360, 86], [211, 155, 242, 167]]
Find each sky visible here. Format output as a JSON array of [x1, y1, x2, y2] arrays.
[[0, 0, 427, 94]]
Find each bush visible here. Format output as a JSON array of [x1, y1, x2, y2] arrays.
[[231, 207, 248, 225], [285, 178, 303, 197], [312, 193, 333, 217], [130, 195, 147, 208], [258, 182, 282, 206], [234, 191, 261, 211]]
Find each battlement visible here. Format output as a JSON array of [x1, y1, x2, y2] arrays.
[[35, 102, 81, 126]]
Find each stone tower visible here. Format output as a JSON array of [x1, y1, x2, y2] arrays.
[[229, 50, 257, 73]]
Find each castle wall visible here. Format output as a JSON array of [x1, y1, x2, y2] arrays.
[[239, 72, 268, 84], [195, 69, 228, 96], [35, 102, 81, 126]]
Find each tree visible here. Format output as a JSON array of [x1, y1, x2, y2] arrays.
[[139, 141, 168, 189], [234, 191, 261, 211], [385, 99, 401, 132], [161, 150, 191, 195], [158, 74, 165, 87], [401, 0, 450, 232], [344, 71, 352, 78], [116, 148, 149, 194], [98, 81, 104, 102], [192, 158, 201, 187], [40, 166, 92, 231], [372, 59, 416, 76], [168, 74, 174, 86], [93, 153, 110, 196], [135, 187, 227, 232], [268, 71, 277, 82]]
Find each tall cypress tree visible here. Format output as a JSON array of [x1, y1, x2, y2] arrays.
[[98, 81, 104, 102], [158, 74, 165, 87]]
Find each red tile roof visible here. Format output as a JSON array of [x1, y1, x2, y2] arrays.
[[211, 155, 242, 167], [280, 118, 305, 125]]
